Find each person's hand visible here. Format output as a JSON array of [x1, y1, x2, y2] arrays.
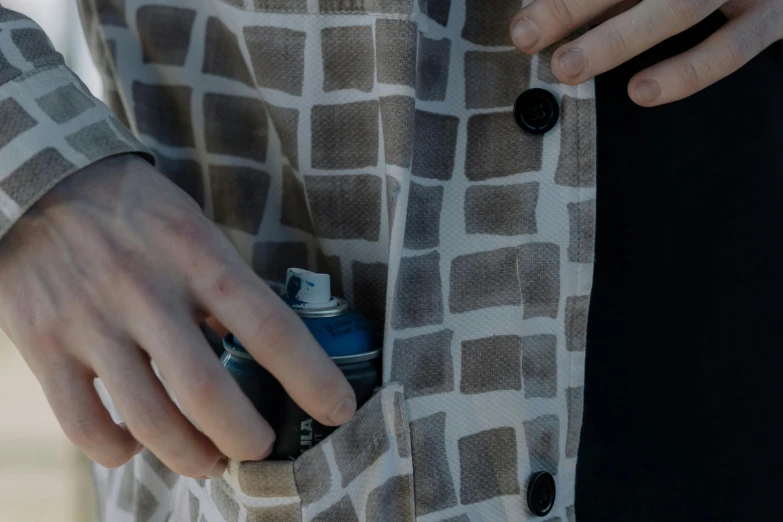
[[0, 154, 356, 477], [510, 0, 782, 105]]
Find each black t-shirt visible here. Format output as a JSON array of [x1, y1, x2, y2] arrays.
[[578, 12, 783, 521]]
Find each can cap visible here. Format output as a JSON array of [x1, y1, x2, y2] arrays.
[[285, 268, 331, 304], [283, 268, 350, 316]]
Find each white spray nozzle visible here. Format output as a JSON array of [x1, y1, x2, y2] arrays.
[[285, 268, 331, 304]]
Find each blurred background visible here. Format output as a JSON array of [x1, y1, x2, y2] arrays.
[[0, 1, 102, 521]]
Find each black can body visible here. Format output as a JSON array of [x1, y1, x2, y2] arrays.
[[221, 335, 380, 460]]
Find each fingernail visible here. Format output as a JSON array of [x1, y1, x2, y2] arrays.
[[559, 48, 586, 78], [256, 443, 274, 461], [636, 80, 661, 103], [511, 17, 540, 50], [328, 397, 356, 425], [208, 458, 228, 479], [134, 443, 145, 456]]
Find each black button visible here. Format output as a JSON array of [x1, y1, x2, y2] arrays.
[[514, 89, 559, 135], [527, 471, 556, 517]]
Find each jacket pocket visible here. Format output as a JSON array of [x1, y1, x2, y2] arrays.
[[219, 383, 414, 522]]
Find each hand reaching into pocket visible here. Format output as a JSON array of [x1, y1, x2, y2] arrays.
[[510, 0, 782, 105], [0, 153, 356, 478]]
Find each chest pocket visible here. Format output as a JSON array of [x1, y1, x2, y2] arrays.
[[206, 384, 414, 522]]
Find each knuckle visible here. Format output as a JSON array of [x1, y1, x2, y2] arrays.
[[102, 249, 151, 291], [605, 26, 630, 56], [677, 59, 702, 92], [546, 0, 576, 28], [129, 406, 170, 444], [102, 258, 171, 319], [33, 326, 64, 357], [772, 5, 783, 30], [732, 19, 770, 64], [30, 330, 77, 375], [250, 308, 295, 357], [167, 217, 228, 280], [723, 39, 750, 70], [163, 212, 211, 246], [183, 246, 229, 289], [182, 365, 221, 409], [63, 417, 105, 449], [123, 282, 168, 322], [207, 269, 239, 301], [662, 0, 709, 21]]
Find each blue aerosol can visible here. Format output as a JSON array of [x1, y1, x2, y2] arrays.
[[221, 268, 381, 460]]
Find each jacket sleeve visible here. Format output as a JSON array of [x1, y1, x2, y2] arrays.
[[0, 7, 153, 240]]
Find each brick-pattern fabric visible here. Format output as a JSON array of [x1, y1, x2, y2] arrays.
[[0, 9, 151, 239], [8, 0, 596, 521]]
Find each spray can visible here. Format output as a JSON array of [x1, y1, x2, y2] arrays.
[[220, 268, 381, 460]]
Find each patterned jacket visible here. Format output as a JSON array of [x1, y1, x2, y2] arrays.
[[0, 1, 596, 521]]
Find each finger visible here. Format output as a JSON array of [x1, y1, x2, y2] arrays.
[[187, 252, 356, 428], [593, 0, 643, 25], [91, 340, 227, 478], [40, 359, 141, 468], [130, 306, 276, 461], [629, 6, 783, 106], [510, 0, 622, 53], [549, 0, 723, 84]]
